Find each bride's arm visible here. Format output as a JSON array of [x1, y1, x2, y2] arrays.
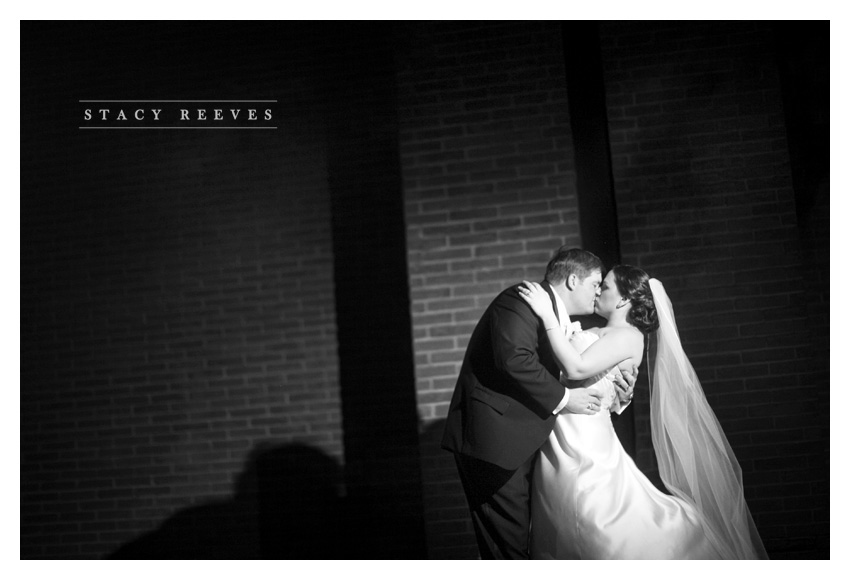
[[518, 281, 639, 380]]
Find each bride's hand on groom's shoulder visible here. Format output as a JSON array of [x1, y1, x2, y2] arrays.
[[563, 387, 603, 415], [517, 280, 551, 317]]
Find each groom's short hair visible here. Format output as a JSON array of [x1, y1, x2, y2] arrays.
[[544, 247, 604, 284]]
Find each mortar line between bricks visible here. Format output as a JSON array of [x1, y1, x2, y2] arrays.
[[78, 127, 279, 130], [78, 100, 278, 102]]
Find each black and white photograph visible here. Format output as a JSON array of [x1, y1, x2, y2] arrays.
[[17, 11, 832, 564]]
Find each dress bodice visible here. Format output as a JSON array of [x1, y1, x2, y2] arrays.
[[562, 330, 620, 412]]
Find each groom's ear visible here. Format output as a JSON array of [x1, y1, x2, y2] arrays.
[[565, 273, 578, 291]]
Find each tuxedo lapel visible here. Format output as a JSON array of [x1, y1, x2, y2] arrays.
[[541, 280, 560, 325]]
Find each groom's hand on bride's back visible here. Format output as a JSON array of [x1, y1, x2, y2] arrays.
[[611, 366, 638, 405], [564, 387, 603, 415]]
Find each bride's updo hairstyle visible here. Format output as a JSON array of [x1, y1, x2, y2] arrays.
[[611, 265, 659, 335]]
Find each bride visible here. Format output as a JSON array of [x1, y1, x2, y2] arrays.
[[517, 266, 767, 559]]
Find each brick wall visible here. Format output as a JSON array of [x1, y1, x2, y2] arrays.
[[599, 21, 828, 557], [21, 24, 345, 558], [395, 22, 583, 558]]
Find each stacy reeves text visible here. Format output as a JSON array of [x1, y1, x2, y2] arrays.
[[82, 108, 274, 122]]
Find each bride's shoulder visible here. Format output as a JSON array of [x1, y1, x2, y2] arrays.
[[597, 325, 643, 343]]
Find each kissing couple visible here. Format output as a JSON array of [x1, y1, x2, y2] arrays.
[[442, 247, 767, 559]]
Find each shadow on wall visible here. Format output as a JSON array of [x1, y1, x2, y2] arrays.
[[418, 418, 481, 560], [108, 443, 407, 559]]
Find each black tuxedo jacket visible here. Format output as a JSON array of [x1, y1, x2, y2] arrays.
[[441, 281, 566, 470]]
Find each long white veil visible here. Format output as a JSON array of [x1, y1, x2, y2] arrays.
[[648, 279, 768, 559]]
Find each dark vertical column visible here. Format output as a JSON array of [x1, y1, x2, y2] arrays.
[[324, 24, 427, 557], [562, 22, 635, 455], [771, 23, 829, 554], [771, 22, 829, 224], [562, 22, 622, 266]]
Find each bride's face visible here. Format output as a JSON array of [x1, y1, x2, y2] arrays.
[[594, 271, 623, 318]]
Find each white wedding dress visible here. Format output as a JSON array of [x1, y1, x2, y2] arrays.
[[530, 331, 721, 559]]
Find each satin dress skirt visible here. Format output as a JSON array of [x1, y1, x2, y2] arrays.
[[530, 392, 721, 560]]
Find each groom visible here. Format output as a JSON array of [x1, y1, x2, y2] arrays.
[[441, 247, 636, 559]]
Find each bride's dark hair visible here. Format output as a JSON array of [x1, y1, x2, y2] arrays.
[[611, 265, 659, 335]]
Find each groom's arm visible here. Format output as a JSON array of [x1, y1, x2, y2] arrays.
[[552, 390, 570, 414]]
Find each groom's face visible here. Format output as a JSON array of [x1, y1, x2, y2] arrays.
[[569, 269, 603, 315]]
